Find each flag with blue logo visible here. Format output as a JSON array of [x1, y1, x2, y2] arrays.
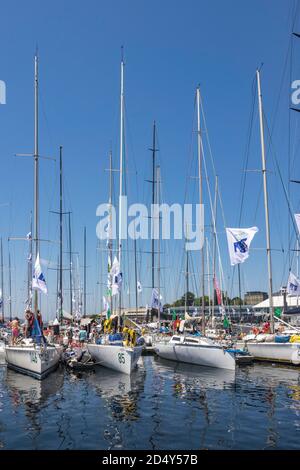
[[150, 288, 163, 312], [287, 271, 300, 296], [110, 256, 122, 296], [226, 227, 258, 266], [32, 253, 48, 294]]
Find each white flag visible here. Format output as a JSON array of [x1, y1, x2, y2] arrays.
[[32, 253, 48, 294], [219, 305, 225, 316], [226, 227, 258, 266], [295, 214, 300, 235], [110, 257, 122, 296], [102, 296, 109, 312], [287, 271, 300, 296], [151, 288, 162, 312], [137, 281, 142, 293]]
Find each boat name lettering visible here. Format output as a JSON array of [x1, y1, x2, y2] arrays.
[[118, 352, 125, 364], [30, 351, 38, 363]]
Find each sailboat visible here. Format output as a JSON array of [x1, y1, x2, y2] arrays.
[[155, 87, 236, 371], [88, 53, 143, 375], [5, 54, 61, 379], [236, 70, 300, 365]]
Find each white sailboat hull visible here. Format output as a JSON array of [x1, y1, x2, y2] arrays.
[[155, 342, 236, 370], [87, 344, 143, 375], [5, 345, 61, 380], [237, 341, 300, 365]]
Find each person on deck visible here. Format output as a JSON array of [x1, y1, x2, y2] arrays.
[[36, 310, 43, 329], [79, 326, 87, 345], [10, 317, 20, 345], [25, 309, 34, 338]]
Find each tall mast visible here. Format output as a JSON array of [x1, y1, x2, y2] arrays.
[[83, 226, 87, 317], [134, 235, 138, 315], [206, 237, 211, 320], [27, 214, 33, 309], [68, 212, 73, 318], [256, 69, 274, 333], [59, 146, 63, 323], [8, 246, 12, 321], [156, 165, 161, 329], [109, 150, 113, 315], [212, 176, 218, 322], [185, 232, 189, 314], [151, 121, 157, 291], [118, 49, 124, 315], [196, 87, 205, 334], [33, 53, 39, 314], [0, 238, 4, 322]]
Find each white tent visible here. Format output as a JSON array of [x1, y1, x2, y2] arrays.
[[254, 295, 300, 309]]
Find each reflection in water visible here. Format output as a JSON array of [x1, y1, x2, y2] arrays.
[[6, 367, 64, 407], [2, 366, 64, 449], [0, 359, 300, 449], [87, 366, 146, 422]]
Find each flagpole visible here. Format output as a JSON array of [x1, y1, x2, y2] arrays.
[[257, 69, 274, 334]]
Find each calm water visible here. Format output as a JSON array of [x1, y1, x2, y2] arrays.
[[0, 356, 300, 450]]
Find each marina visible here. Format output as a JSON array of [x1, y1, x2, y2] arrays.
[[1, 0, 300, 456]]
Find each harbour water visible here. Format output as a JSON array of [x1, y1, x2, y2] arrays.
[[0, 357, 300, 450]]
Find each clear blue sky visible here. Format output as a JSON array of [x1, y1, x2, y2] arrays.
[[0, 0, 299, 320]]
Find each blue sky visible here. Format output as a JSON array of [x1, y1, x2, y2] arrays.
[[0, 0, 300, 320]]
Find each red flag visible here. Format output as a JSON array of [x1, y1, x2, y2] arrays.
[[214, 276, 222, 306]]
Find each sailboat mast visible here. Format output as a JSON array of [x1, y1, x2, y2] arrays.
[[68, 212, 73, 318], [206, 237, 211, 319], [151, 121, 157, 291], [59, 146, 63, 323], [8, 246, 12, 321], [256, 69, 274, 333], [83, 226, 87, 318], [156, 165, 161, 329], [134, 236, 138, 315], [212, 176, 218, 322], [1, 238, 4, 322], [118, 51, 124, 315], [33, 53, 39, 314], [185, 235, 189, 314], [109, 150, 113, 315], [196, 87, 205, 334], [27, 214, 33, 309]]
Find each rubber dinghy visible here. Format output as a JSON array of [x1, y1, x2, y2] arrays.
[[155, 335, 236, 371]]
